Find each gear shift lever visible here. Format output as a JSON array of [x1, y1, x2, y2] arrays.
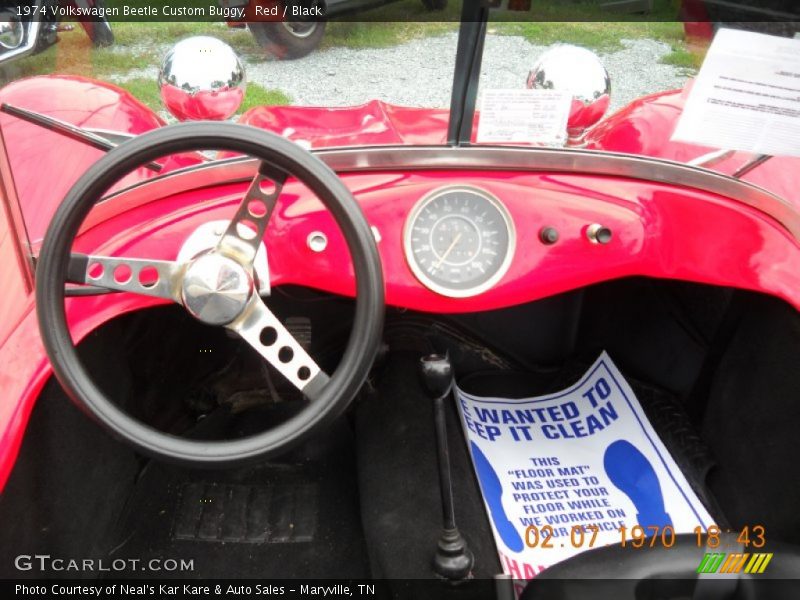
[[419, 353, 474, 581]]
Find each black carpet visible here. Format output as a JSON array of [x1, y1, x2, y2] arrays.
[[105, 419, 370, 579], [702, 295, 800, 544], [0, 378, 370, 580]]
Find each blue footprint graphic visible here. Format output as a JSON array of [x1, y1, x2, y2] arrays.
[[603, 439, 672, 529], [470, 441, 524, 552]]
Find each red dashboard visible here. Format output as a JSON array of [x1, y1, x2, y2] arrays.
[[70, 165, 800, 320], [2, 156, 800, 492]]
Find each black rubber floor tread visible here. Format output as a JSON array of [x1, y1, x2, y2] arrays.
[[172, 481, 318, 543], [105, 420, 369, 579]]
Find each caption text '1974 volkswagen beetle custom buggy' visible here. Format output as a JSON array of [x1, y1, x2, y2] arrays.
[[0, 2, 799, 598]]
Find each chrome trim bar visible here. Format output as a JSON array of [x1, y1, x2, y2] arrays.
[[322, 146, 800, 239], [733, 154, 773, 179], [89, 146, 800, 242], [688, 148, 735, 168], [1, 104, 163, 172]]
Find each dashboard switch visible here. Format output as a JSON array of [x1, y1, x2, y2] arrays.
[[586, 223, 612, 245], [307, 231, 328, 252], [539, 226, 559, 245]]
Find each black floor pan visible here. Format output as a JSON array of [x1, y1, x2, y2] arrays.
[[105, 420, 370, 579]]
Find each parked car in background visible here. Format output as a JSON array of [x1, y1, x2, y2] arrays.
[[681, 0, 800, 40], [221, 0, 448, 59]]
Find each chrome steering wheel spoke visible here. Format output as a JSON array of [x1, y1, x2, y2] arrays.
[[230, 295, 330, 400], [216, 161, 287, 268], [67, 253, 183, 302]]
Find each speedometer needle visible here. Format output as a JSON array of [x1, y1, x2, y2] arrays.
[[434, 233, 462, 270]]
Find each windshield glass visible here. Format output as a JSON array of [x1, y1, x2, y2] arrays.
[[476, 19, 693, 146], [0, 1, 707, 149], [0, 16, 462, 148]]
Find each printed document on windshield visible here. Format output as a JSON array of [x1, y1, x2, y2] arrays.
[[455, 352, 713, 579], [672, 28, 800, 157], [477, 89, 571, 145]]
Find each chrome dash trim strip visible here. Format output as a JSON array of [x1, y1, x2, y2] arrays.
[[89, 146, 799, 242], [326, 146, 800, 239]]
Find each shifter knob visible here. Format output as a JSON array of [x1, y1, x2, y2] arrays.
[[419, 353, 453, 399]]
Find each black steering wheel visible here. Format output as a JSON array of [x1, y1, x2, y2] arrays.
[[36, 122, 384, 464]]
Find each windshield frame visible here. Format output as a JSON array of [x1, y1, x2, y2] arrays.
[[447, 2, 490, 145]]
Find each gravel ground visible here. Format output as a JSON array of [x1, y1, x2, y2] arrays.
[[112, 32, 692, 112]]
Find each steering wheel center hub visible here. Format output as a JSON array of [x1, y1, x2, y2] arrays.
[[181, 253, 254, 325]]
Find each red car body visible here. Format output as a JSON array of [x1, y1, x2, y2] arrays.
[[0, 74, 799, 491]]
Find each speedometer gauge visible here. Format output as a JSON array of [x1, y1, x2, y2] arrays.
[[404, 186, 516, 298]]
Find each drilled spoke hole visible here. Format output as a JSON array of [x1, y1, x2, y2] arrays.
[[88, 262, 104, 279], [298, 366, 311, 381], [259, 179, 277, 196], [113, 264, 132, 285], [138, 266, 159, 289], [278, 346, 294, 363], [259, 326, 277, 346], [236, 219, 258, 240], [248, 199, 267, 218]]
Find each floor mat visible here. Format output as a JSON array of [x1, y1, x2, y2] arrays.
[[105, 420, 370, 579], [461, 359, 725, 526], [456, 352, 715, 577]]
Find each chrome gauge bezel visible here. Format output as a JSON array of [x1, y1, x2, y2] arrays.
[[403, 185, 516, 298]]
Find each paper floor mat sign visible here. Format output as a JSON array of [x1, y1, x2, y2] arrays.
[[455, 352, 713, 578]]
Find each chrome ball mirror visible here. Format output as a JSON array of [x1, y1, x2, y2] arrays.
[[158, 36, 246, 121], [0, 14, 24, 51], [527, 45, 611, 145]]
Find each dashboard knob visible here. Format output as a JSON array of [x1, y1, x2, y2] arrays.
[[539, 226, 559, 245], [586, 223, 612, 245], [307, 231, 328, 252]]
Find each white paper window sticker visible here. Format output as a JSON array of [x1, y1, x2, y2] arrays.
[[476, 89, 572, 146]]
